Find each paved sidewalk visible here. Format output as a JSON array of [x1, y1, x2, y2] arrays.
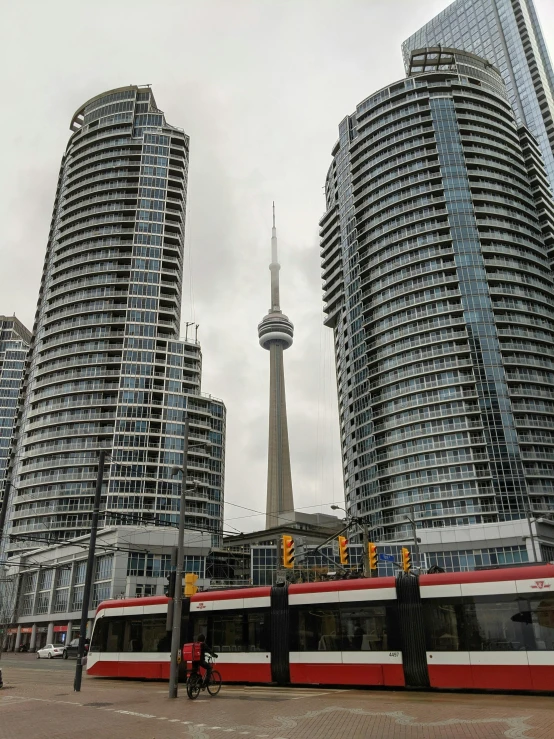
[[0, 663, 553, 738]]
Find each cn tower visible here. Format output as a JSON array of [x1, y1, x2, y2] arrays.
[[258, 205, 295, 529]]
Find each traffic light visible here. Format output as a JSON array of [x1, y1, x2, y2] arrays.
[[338, 535, 349, 565], [164, 570, 176, 598], [184, 572, 198, 597], [401, 547, 411, 573], [282, 535, 295, 568], [369, 542, 378, 571]]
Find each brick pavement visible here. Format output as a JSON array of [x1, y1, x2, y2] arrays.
[[0, 660, 553, 739]]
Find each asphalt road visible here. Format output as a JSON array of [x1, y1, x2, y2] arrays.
[[1, 654, 75, 671], [1, 655, 554, 739]]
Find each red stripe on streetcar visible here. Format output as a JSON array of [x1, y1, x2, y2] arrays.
[[289, 577, 396, 595], [419, 564, 554, 588]]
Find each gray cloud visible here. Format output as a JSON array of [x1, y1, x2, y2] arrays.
[[1, 0, 553, 532]]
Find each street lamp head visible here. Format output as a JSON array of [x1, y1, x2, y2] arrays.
[[170, 465, 181, 477]]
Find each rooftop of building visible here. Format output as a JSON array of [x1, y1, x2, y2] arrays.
[[0, 315, 32, 346], [223, 511, 343, 549]]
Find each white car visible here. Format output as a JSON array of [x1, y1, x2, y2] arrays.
[[36, 644, 65, 659]]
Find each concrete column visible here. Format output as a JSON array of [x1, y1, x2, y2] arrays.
[[46, 622, 54, 644], [14, 625, 22, 651], [29, 624, 37, 651], [85, 620, 92, 638], [66, 621, 72, 643]]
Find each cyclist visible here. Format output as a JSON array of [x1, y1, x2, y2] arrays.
[[192, 634, 218, 686]]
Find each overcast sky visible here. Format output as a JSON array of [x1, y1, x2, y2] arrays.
[[1, 0, 553, 534]]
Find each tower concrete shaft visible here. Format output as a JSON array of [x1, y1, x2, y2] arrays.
[[258, 205, 295, 529], [266, 343, 294, 529]]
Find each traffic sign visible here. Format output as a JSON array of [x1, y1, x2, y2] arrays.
[[378, 553, 395, 562]]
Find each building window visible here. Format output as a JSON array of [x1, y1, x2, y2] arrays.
[[38, 569, 53, 592], [127, 553, 171, 577], [92, 583, 112, 608], [56, 566, 72, 588], [71, 586, 84, 612], [127, 552, 145, 576], [22, 572, 37, 593], [35, 592, 50, 615], [74, 561, 86, 585], [135, 583, 156, 597], [53, 590, 69, 613], [183, 556, 204, 578], [20, 594, 33, 616], [95, 556, 113, 581]]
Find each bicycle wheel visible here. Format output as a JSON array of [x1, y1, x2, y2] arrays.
[[186, 674, 202, 700], [207, 670, 222, 696]]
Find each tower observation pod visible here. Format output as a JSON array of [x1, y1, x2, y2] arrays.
[[258, 205, 295, 529]]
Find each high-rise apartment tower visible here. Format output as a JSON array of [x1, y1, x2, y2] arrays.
[[403, 0, 554, 190], [0, 316, 31, 549], [5, 86, 225, 554], [258, 207, 295, 529], [320, 48, 554, 544]]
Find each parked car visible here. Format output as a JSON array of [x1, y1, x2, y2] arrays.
[[36, 644, 64, 659], [62, 638, 89, 660]]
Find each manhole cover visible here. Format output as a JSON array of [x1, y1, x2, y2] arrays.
[[83, 702, 113, 708]]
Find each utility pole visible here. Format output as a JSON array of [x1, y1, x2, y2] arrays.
[[74, 449, 106, 692], [168, 414, 189, 699]]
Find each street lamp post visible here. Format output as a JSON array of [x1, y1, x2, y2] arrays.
[[168, 414, 189, 700], [525, 504, 540, 562], [167, 417, 211, 699], [404, 505, 421, 570]]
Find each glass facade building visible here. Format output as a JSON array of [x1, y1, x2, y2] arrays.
[[320, 49, 554, 543], [5, 86, 225, 553], [402, 0, 554, 190], [0, 316, 31, 539]]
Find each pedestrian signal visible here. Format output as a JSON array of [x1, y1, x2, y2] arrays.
[[184, 572, 198, 597], [164, 570, 176, 598]]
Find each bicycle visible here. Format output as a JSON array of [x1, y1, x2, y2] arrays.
[[186, 655, 222, 700]]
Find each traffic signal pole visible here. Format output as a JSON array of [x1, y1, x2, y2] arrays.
[[168, 414, 189, 699], [360, 521, 370, 578], [74, 449, 106, 692]]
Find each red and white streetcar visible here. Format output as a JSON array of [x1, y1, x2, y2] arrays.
[[87, 563, 554, 692]]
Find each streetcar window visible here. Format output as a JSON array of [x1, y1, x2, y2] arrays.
[[293, 606, 341, 651], [465, 599, 523, 651], [104, 617, 125, 652], [192, 616, 208, 642], [290, 603, 396, 651], [247, 612, 270, 652], [90, 615, 167, 652], [423, 602, 463, 651], [341, 606, 389, 651], [212, 613, 245, 652], [423, 594, 554, 651], [522, 593, 554, 650], [191, 610, 270, 653], [122, 615, 167, 653]]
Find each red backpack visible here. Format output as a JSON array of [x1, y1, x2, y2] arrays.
[[182, 642, 202, 662]]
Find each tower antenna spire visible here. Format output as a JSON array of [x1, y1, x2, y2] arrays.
[[270, 202, 280, 312]]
